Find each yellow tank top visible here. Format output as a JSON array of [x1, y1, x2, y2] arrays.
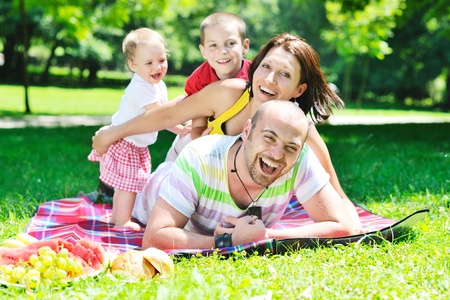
[[208, 89, 250, 135]]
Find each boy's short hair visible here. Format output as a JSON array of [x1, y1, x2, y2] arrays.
[[122, 28, 167, 62], [199, 12, 247, 45]]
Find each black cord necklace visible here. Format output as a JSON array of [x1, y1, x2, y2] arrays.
[[232, 143, 266, 219]]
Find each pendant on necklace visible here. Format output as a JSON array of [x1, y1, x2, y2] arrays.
[[247, 206, 262, 220]]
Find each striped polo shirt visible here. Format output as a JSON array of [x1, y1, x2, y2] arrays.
[[159, 135, 329, 235]]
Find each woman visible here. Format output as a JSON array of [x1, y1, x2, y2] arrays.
[[92, 33, 361, 228]]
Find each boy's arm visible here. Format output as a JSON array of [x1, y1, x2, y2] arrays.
[[167, 124, 191, 136], [189, 117, 209, 140]]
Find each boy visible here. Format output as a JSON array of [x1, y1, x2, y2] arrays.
[[185, 11, 251, 95], [165, 12, 251, 161]]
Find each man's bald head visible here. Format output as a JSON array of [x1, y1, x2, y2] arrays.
[[250, 101, 309, 144]]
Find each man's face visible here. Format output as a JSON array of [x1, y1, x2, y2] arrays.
[[243, 110, 306, 187]]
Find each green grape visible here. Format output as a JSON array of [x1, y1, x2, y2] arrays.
[[3, 274, 13, 283], [57, 248, 69, 258], [12, 266, 27, 283], [56, 257, 67, 270], [41, 255, 53, 267], [34, 261, 46, 274], [26, 275, 41, 289], [25, 269, 41, 279], [55, 269, 67, 280], [38, 246, 52, 256], [43, 268, 55, 280], [65, 258, 76, 276], [73, 260, 83, 276], [28, 254, 39, 266], [0, 264, 13, 275], [46, 249, 57, 259]]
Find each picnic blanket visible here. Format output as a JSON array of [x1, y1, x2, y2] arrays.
[[25, 196, 429, 256]]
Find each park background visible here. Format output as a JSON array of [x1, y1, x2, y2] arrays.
[[1, 0, 449, 299], [1, 0, 449, 113]]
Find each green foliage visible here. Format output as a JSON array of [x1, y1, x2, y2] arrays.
[[1, 0, 449, 109], [323, 0, 405, 61]]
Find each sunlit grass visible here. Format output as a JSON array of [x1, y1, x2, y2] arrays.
[[2, 84, 450, 120], [0, 122, 449, 298], [0, 84, 186, 116]]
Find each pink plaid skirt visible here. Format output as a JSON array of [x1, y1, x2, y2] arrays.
[[88, 139, 151, 193]]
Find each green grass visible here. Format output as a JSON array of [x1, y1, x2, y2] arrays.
[[2, 84, 450, 119], [0, 84, 186, 116], [0, 121, 449, 298]]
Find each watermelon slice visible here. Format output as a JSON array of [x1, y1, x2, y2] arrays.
[[0, 237, 106, 274]]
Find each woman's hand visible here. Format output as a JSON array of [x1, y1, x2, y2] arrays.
[[92, 125, 114, 156]]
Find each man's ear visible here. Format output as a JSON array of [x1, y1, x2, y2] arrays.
[[241, 119, 252, 141]]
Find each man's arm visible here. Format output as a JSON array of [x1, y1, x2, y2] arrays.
[[142, 197, 215, 250], [306, 125, 362, 228], [266, 182, 356, 240]]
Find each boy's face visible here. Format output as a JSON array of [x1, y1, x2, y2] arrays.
[[128, 43, 168, 85], [199, 24, 250, 80]]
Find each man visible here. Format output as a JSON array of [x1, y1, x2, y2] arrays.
[[132, 101, 355, 250]]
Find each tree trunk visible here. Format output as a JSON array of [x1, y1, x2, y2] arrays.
[[87, 62, 100, 85], [355, 56, 369, 110], [19, 0, 31, 114], [342, 63, 353, 107], [41, 40, 59, 83]]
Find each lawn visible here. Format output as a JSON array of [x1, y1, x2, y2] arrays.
[[2, 84, 450, 119], [0, 84, 185, 116], [0, 122, 449, 299], [0, 84, 449, 298]]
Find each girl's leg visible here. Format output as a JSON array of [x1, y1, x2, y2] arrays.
[[112, 189, 142, 230], [110, 196, 118, 224]]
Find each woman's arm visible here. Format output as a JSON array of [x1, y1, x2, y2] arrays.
[[306, 125, 362, 229], [92, 79, 247, 155]]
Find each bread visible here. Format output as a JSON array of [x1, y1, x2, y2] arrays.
[[142, 247, 174, 278], [110, 248, 173, 280]]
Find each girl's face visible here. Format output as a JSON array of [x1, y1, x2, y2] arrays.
[[128, 43, 168, 85], [251, 47, 306, 104]]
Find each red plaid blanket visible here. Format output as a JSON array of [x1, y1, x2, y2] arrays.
[[25, 196, 426, 255]]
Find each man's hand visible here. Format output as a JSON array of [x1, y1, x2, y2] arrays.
[[91, 125, 112, 156], [215, 215, 268, 245]]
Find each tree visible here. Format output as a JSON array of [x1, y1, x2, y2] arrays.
[[322, 0, 406, 108], [361, 0, 450, 109]]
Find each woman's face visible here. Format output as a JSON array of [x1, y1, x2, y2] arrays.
[[252, 46, 306, 104]]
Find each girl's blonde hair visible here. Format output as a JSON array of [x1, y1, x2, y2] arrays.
[[122, 28, 168, 63]]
